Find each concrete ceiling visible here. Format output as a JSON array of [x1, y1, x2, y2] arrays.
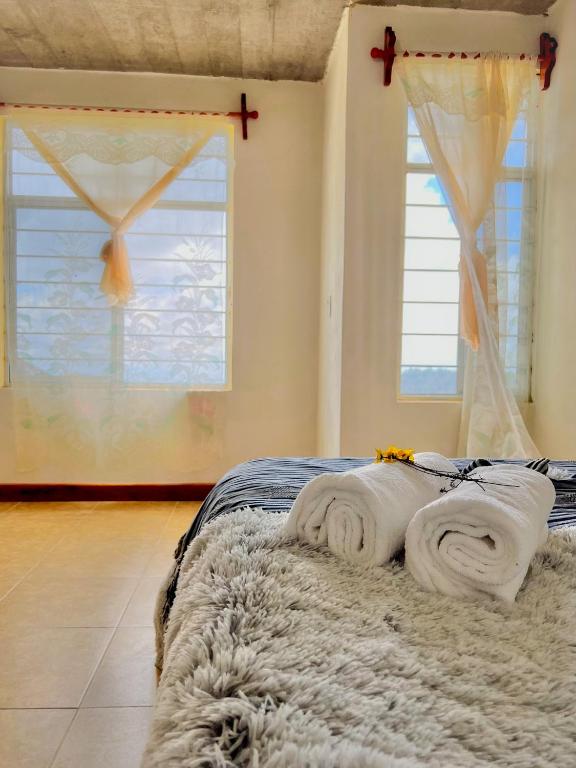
[[0, 0, 555, 82]]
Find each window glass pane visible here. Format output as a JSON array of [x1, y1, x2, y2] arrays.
[[407, 108, 420, 136], [24, 360, 113, 378], [8, 126, 232, 389], [17, 230, 108, 258], [124, 310, 225, 337], [406, 174, 447, 206], [402, 334, 459, 366], [12, 149, 53, 174], [405, 206, 458, 239], [401, 104, 534, 401], [500, 335, 519, 368], [132, 209, 226, 237], [496, 241, 521, 272], [201, 136, 227, 156], [17, 332, 110, 360], [123, 335, 225, 362], [500, 336, 531, 369], [401, 366, 458, 396], [12, 174, 75, 198], [496, 181, 523, 209], [16, 282, 108, 309], [403, 303, 459, 335], [124, 361, 226, 387], [504, 141, 527, 168], [16, 208, 108, 232], [180, 156, 227, 180], [403, 271, 460, 303], [500, 306, 531, 340], [404, 238, 460, 270], [17, 307, 112, 334], [159, 179, 227, 204], [407, 137, 430, 163], [130, 259, 226, 288], [127, 285, 226, 312], [125, 234, 225, 261], [496, 209, 523, 241], [511, 114, 527, 140], [497, 273, 521, 304], [17, 256, 102, 284]]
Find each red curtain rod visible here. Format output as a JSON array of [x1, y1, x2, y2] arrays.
[[0, 92, 259, 140], [372, 29, 557, 90], [400, 51, 536, 60]]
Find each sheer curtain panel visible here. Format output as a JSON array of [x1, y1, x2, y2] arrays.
[[10, 109, 223, 304], [397, 55, 538, 458], [2, 109, 234, 478]]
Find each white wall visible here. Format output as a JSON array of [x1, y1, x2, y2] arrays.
[[532, 0, 576, 458], [0, 67, 323, 482], [0, 2, 568, 480], [324, 4, 545, 457], [317, 10, 349, 456]]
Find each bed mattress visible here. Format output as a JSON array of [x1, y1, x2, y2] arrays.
[[160, 457, 576, 630], [147, 503, 576, 767]]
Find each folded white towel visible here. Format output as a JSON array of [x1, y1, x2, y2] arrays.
[[285, 452, 458, 566], [405, 464, 555, 603]]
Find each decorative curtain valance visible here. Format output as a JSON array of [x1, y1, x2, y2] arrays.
[[4, 108, 227, 304], [399, 54, 528, 122], [397, 54, 538, 457]]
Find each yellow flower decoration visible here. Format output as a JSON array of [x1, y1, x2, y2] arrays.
[[375, 446, 415, 464]]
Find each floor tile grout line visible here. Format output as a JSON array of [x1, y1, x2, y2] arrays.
[[47, 706, 154, 768], [0, 499, 182, 768], [0, 506, 97, 605], [48, 500, 176, 768], [74, 583, 143, 710], [0, 704, 152, 710], [0, 501, 178, 613], [25, 502, 99, 768], [0, 706, 77, 710], [47, 706, 81, 768], [75, 499, 177, 711]]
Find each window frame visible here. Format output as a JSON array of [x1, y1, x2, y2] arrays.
[[398, 155, 467, 403], [398, 107, 535, 403], [3, 126, 234, 392]]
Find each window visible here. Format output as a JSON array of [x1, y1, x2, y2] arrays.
[[400, 105, 535, 399], [5, 125, 232, 389]]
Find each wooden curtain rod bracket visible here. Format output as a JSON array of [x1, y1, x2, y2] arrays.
[[371, 26, 396, 86], [370, 28, 558, 91], [538, 33, 558, 91], [227, 93, 259, 140]]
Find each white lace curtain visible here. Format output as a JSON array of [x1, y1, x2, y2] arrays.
[[397, 54, 538, 458], [3, 108, 232, 478], [12, 109, 221, 304]]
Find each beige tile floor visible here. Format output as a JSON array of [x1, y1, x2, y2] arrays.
[[0, 499, 201, 768]]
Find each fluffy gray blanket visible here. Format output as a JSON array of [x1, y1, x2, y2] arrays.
[[144, 509, 576, 768]]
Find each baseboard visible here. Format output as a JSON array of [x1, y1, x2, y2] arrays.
[[0, 483, 215, 503]]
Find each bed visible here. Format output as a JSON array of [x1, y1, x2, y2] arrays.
[[144, 458, 576, 768]]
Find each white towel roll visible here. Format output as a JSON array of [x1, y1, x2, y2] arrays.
[[405, 464, 555, 603], [285, 452, 458, 566]]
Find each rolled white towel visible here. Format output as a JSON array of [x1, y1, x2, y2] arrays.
[[285, 452, 458, 566], [405, 464, 555, 603]]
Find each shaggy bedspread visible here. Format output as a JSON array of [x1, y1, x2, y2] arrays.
[[144, 509, 576, 768]]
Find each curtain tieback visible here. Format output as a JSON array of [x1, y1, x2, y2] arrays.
[[460, 241, 489, 352], [99, 229, 127, 263], [99, 228, 133, 305]]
